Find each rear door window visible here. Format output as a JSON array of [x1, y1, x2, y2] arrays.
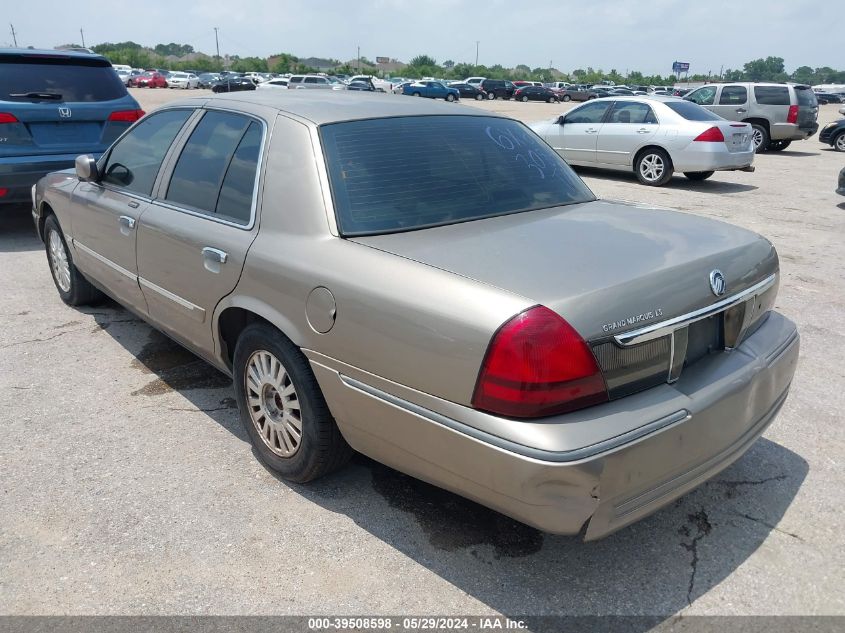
[[100, 109, 192, 196], [0, 57, 128, 103], [606, 102, 657, 124], [754, 86, 789, 105], [165, 110, 262, 224], [719, 86, 747, 105], [664, 101, 723, 121]]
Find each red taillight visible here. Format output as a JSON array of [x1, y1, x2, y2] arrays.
[[108, 109, 145, 122], [0, 113, 19, 124], [0, 188, 8, 197], [787, 105, 798, 124], [693, 126, 725, 142], [472, 306, 608, 418]]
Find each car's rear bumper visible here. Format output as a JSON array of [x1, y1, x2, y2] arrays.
[[770, 122, 818, 141], [0, 153, 97, 205], [308, 311, 799, 540], [672, 145, 755, 173]]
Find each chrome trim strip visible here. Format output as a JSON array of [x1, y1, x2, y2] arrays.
[[72, 239, 136, 281], [339, 374, 691, 464], [138, 277, 206, 318], [615, 273, 777, 347]]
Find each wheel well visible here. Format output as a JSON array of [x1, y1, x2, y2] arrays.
[[37, 203, 55, 242], [633, 145, 672, 169], [743, 117, 770, 133], [218, 307, 272, 368]]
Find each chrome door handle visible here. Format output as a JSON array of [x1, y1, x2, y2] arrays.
[[637, 128, 651, 133], [118, 215, 136, 229], [585, 128, 598, 134], [735, 108, 747, 113], [128, 200, 140, 208], [202, 247, 228, 264]]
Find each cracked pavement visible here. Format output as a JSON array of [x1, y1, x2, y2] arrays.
[[0, 94, 843, 620]]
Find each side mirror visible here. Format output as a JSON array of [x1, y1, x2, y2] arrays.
[[557, 115, 567, 125], [75, 155, 99, 182]]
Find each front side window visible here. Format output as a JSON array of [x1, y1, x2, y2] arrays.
[[606, 102, 657, 124], [565, 101, 612, 124], [686, 86, 716, 106], [719, 86, 747, 105], [321, 115, 595, 236], [100, 109, 192, 196], [165, 110, 262, 224]]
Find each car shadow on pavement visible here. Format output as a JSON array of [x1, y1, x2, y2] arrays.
[[575, 167, 759, 194], [92, 305, 809, 624], [0, 205, 42, 253]]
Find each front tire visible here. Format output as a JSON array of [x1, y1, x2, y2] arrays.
[[521, 95, 529, 102], [446, 93, 455, 102], [684, 171, 715, 181], [412, 92, 421, 97], [233, 323, 352, 483], [562, 94, 571, 102], [750, 123, 770, 153], [832, 132, 845, 152], [487, 91, 495, 100], [635, 148, 674, 186], [475, 93, 483, 101], [44, 215, 102, 306]]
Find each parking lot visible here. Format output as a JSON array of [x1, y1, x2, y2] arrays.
[[1, 88, 844, 619]]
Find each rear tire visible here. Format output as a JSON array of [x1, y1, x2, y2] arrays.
[[475, 93, 483, 101], [750, 123, 770, 153], [233, 323, 353, 483], [43, 214, 102, 306], [487, 91, 495, 100], [562, 94, 571, 102], [521, 95, 528, 102], [832, 132, 845, 152], [635, 148, 674, 186], [684, 171, 715, 181]]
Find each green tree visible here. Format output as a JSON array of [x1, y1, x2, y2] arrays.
[[442, 59, 455, 69], [154, 43, 195, 57], [409, 54, 437, 67], [742, 56, 786, 81]]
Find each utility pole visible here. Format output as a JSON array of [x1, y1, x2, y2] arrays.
[[9, 23, 17, 47], [357, 45, 360, 73], [79, 28, 85, 47], [214, 27, 220, 58], [719, 64, 724, 80], [475, 41, 479, 67]]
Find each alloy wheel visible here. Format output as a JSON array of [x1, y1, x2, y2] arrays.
[[752, 128, 764, 150], [48, 229, 71, 293], [640, 154, 665, 182], [245, 350, 303, 458], [836, 134, 845, 152]]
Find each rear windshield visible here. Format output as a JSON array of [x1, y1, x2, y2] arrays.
[[754, 86, 790, 106], [664, 101, 722, 121], [321, 115, 595, 236], [794, 86, 817, 106], [0, 56, 127, 103]]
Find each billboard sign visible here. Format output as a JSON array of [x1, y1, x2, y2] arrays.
[[672, 61, 690, 73], [376, 56, 390, 64]]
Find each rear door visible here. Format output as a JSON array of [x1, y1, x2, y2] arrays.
[[70, 108, 195, 313], [711, 84, 748, 121], [552, 100, 613, 164], [596, 101, 659, 166], [0, 51, 142, 158], [136, 109, 265, 354]]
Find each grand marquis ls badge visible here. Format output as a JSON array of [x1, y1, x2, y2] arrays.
[[709, 269, 726, 296]]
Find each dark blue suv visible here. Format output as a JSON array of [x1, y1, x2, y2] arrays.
[[0, 48, 144, 206]]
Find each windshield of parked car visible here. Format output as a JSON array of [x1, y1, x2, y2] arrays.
[[664, 101, 723, 121], [0, 57, 128, 102], [321, 115, 595, 236]]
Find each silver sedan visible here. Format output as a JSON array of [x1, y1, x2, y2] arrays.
[[530, 96, 755, 186]]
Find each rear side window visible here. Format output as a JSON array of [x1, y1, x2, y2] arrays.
[[321, 115, 595, 236], [794, 87, 817, 106], [664, 101, 722, 121], [719, 86, 747, 105], [165, 111, 261, 224], [754, 86, 789, 105], [0, 57, 128, 102], [100, 109, 192, 196], [607, 102, 657, 124]]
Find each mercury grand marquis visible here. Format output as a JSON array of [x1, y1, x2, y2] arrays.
[[32, 91, 799, 539]]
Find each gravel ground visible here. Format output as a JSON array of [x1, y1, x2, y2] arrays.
[[0, 88, 843, 620]]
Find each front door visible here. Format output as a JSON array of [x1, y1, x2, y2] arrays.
[[136, 109, 265, 355], [596, 101, 659, 166], [69, 108, 194, 313], [553, 100, 613, 165]]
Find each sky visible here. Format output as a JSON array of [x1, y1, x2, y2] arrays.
[[5, 0, 840, 75]]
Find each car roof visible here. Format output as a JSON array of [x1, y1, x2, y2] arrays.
[[586, 95, 683, 104], [0, 47, 110, 63], [176, 90, 507, 125]]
